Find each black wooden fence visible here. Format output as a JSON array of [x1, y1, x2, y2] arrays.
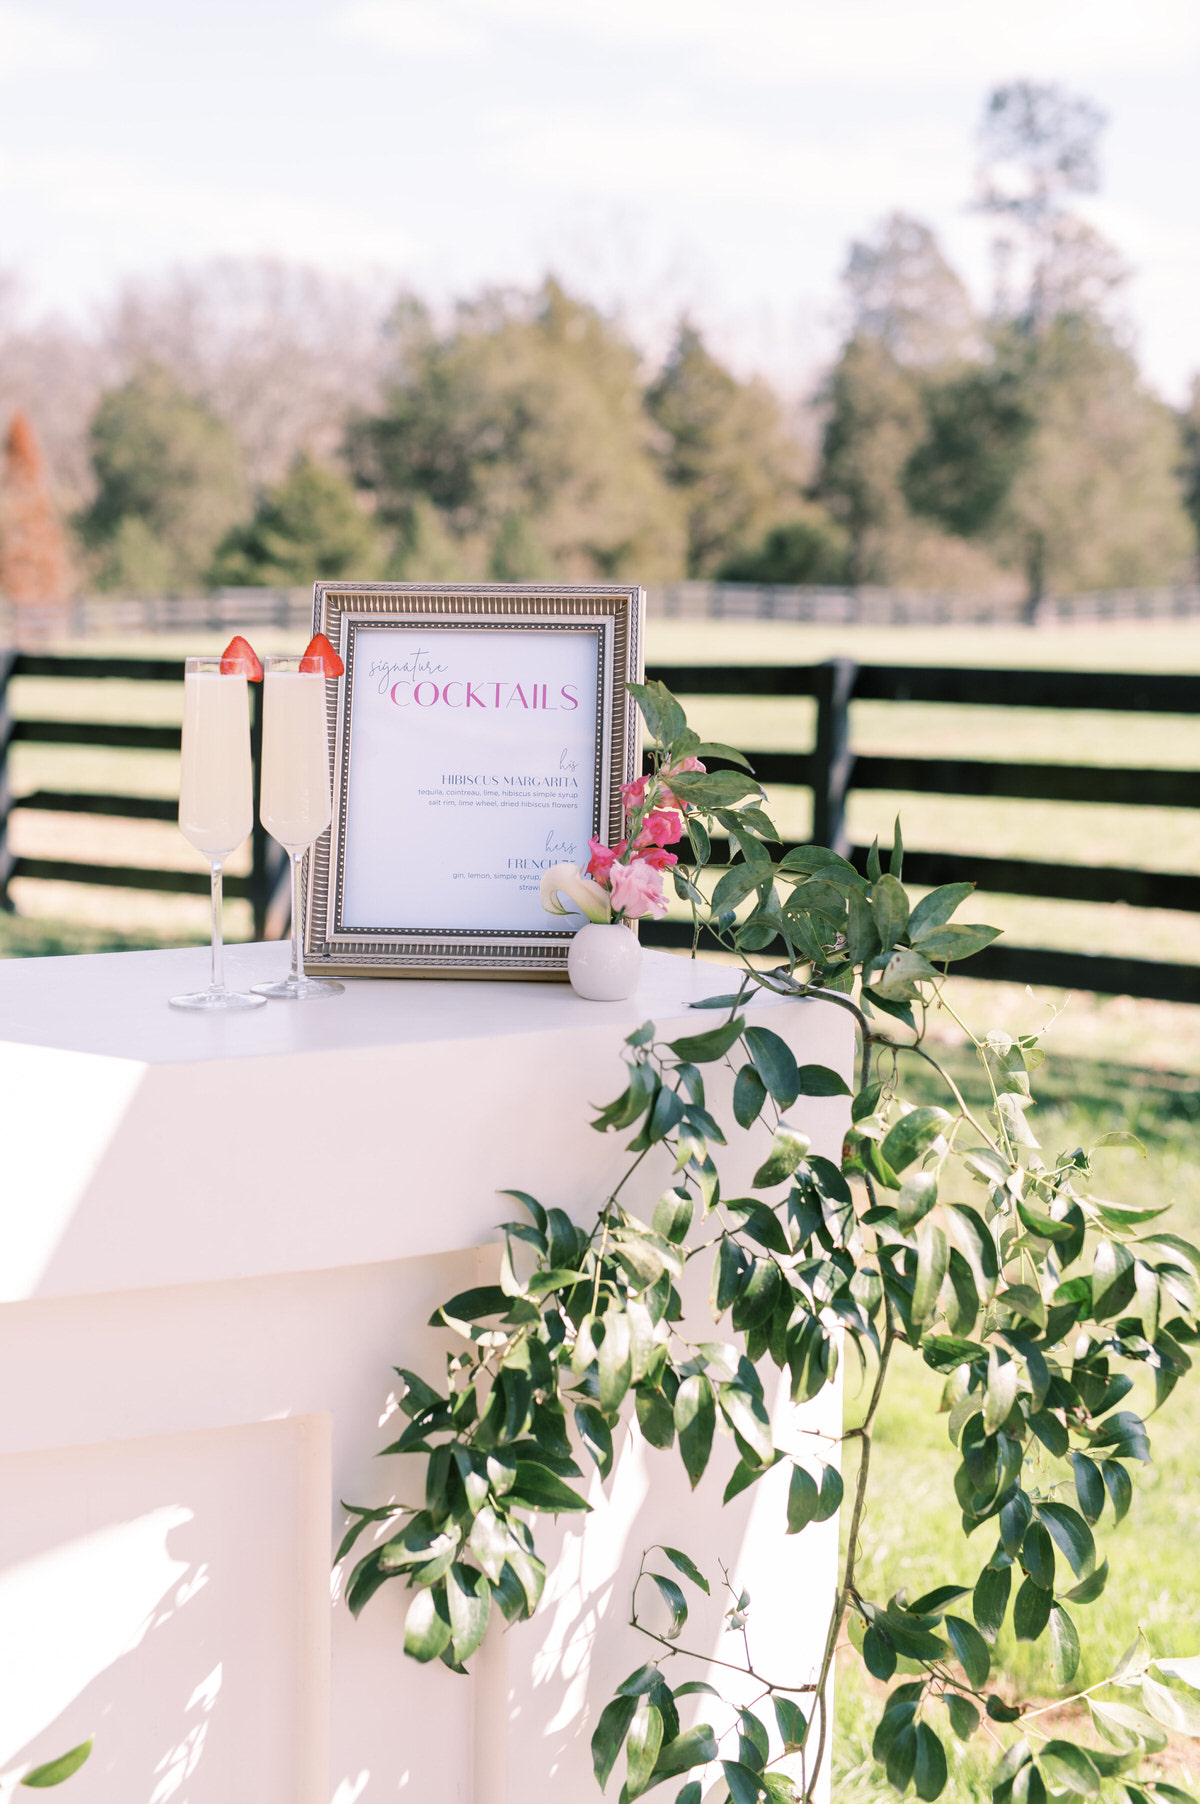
[[0, 653, 1196, 1002], [637, 659, 1200, 1006], [0, 653, 288, 939]]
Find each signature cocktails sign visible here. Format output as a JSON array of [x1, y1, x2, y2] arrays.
[[303, 582, 643, 978]]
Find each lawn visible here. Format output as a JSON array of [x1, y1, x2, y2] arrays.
[[832, 1028, 1200, 1802]]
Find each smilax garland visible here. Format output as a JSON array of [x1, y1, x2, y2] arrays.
[[340, 680, 1200, 1804]]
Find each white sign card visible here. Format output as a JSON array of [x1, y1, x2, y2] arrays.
[[340, 622, 602, 932], [302, 583, 643, 980]]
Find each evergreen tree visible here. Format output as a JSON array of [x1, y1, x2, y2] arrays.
[[645, 323, 803, 575], [815, 335, 926, 583], [210, 454, 382, 586], [348, 282, 684, 582], [78, 364, 247, 592]]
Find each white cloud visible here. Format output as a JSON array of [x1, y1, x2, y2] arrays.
[[497, 109, 963, 212], [0, 150, 418, 266], [0, 2, 94, 77], [334, 0, 485, 55], [462, 0, 1200, 83]]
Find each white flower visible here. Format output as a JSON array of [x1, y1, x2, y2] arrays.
[[540, 862, 611, 924]]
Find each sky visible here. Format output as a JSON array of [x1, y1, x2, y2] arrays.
[[1, 0, 1198, 399]]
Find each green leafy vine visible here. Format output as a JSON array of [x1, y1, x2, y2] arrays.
[[341, 681, 1200, 1804]]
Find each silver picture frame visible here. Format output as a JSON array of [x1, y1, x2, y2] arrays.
[[302, 581, 644, 980]]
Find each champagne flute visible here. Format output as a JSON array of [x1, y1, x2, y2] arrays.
[[253, 652, 344, 1001], [171, 655, 266, 1011]]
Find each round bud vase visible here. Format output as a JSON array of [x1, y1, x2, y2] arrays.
[[568, 922, 643, 1001]]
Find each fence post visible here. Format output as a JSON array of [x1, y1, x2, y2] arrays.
[[0, 649, 17, 910], [810, 657, 857, 857]]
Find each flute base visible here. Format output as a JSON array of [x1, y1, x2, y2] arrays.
[[169, 986, 266, 1012], [252, 974, 345, 1001]]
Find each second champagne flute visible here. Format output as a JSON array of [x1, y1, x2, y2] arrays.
[[254, 648, 344, 1001]]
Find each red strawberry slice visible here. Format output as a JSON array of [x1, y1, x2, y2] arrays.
[[219, 635, 263, 680], [300, 632, 345, 677]]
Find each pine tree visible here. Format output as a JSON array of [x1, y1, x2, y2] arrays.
[[0, 410, 72, 604]]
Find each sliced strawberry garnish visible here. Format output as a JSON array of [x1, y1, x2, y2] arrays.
[[300, 632, 345, 677], [220, 634, 263, 681]]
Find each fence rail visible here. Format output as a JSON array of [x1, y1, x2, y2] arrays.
[[0, 652, 287, 938], [636, 658, 1200, 1005], [3, 582, 1200, 644], [0, 654, 1196, 1002]]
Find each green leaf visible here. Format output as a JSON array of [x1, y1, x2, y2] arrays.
[[662, 1547, 710, 1594], [871, 872, 910, 947], [722, 1759, 770, 1804], [1089, 1698, 1166, 1751], [1093, 1239, 1137, 1321], [1022, 1521, 1056, 1591], [1014, 1576, 1052, 1641], [773, 1696, 808, 1751], [945, 1205, 999, 1298], [593, 1694, 639, 1791], [852, 1081, 883, 1123], [447, 1562, 492, 1663], [653, 1188, 694, 1244], [1092, 1130, 1146, 1155], [733, 1064, 768, 1128], [898, 1171, 939, 1231], [1071, 1452, 1105, 1526], [864, 1623, 898, 1680], [405, 1584, 452, 1661], [752, 1125, 810, 1189], [1141, 1675, 1200, 1736], [626, 1702, 665, 1798], [744, 1025, 801, 1108], [794, 1063, 852, 1097], [880, 1107, 950, 1175], [814, 1462, 844, 1521], [719, 1383, 774, 1465], [945, 1695, 979, 1741], [1063, 1558, 1109, 1606], [1039, 1742, 1101, 1794], [507, 1461, 591, 1513], [599, 1313, 634, 1413], [667, 1017, 746, 1064], [649, 1573, 689, 1639], [914, 1723, 948, 1801], [1036, 1502, 1096, 1578], [787, 1463, 819, 1533], [675, 1375, 716, 1488], [985, 1348, 1019, 1434], [575, 1402, 614, 1478], [945, 1614, 991, 1688], [652, 1725, 720, 1779], [908, 882, 975, 939], [913, 1221, 949, 1327], [20, 1743, 93, 1788], [1049, 1604, 1081, 1687], [974, 1565, 1010, 1652]]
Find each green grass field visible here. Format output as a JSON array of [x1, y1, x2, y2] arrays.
[[832, 1039, 1200, 1801]]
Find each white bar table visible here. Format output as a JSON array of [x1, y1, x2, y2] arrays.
[[0, 943, 853, 1803]]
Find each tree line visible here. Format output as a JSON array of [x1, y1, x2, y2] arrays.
[[2, 82, 1199, 605]]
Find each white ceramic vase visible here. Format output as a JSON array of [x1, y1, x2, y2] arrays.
[[567, 922, 643, 1001]]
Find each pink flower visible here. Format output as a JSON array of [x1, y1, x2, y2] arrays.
[[636, 808, 684, 849], [586, 837, 626, 883], [636, 846, 678, 872], [609, 859, 668, 920], [621, 775, 650, 809], [667, 755, 706, 776]]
